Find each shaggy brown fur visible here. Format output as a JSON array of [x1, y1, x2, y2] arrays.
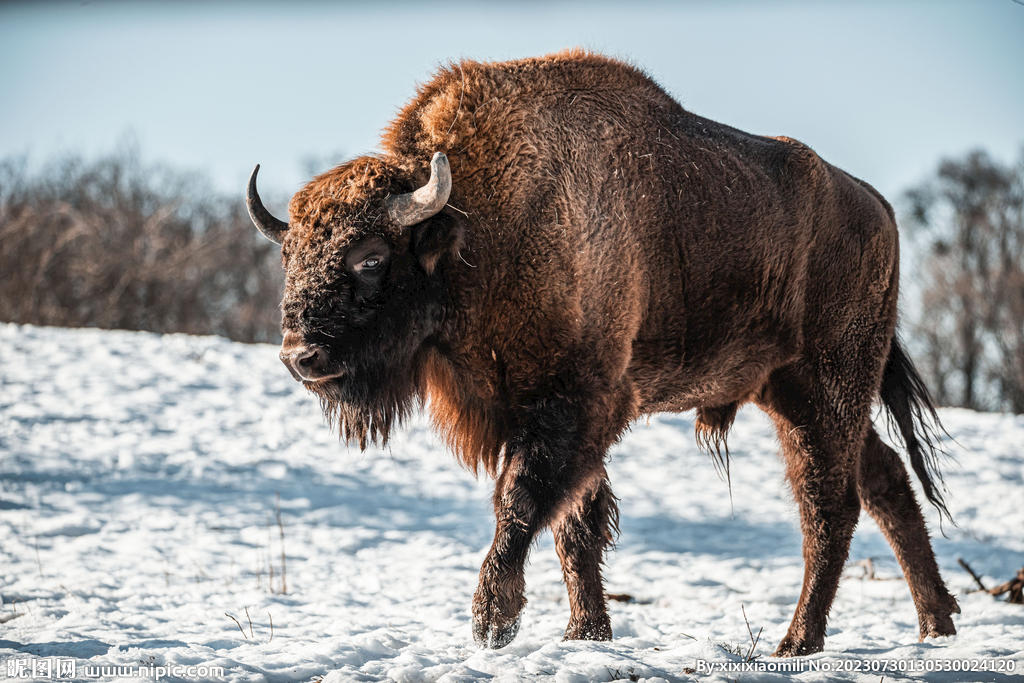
[[260, 49, 958, 655]]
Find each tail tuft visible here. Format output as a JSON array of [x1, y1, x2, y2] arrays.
[[879, 336, 953, 523]]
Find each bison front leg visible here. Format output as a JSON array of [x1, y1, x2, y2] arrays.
[[472, 395, 613, 648], [551, 477, 617, 641], [472, 479, 537, 649]]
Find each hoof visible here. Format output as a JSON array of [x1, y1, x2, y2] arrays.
[[919, 594, 959, 640], [472, 583, 525, 649], [562, 616, 612, 641], [772, 636, 823, 658], [919, 614, 957, 640], [472, 612, 521, 649]]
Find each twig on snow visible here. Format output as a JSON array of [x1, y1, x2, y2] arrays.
[[958, 557, 988, 592], [225, 613, 248, 639], [276, 492, 287, 595], [741, 605, 762, 662]]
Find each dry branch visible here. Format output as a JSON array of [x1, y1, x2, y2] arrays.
[[958, 559, 1024, 603], [958, 557, 988, 592], [225, 613, 248, 639], [987, 567, 1024, 604]]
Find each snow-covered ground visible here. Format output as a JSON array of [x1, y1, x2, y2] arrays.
[[1, 323, 1021, 682]]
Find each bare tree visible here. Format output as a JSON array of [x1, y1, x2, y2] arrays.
[[905, 148, 1024, 412], [0, 148, 285, 343]]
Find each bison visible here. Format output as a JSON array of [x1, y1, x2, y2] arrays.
[[246, 49, 958, 656]]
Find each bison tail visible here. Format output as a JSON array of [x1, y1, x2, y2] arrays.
[[878, 336, 953, 523]]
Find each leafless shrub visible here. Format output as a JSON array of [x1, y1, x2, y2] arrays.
[[904, 148, 1024, 412], [0, 147, 284, 343]]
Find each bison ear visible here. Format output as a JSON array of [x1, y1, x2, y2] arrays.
[[411, 213, 465, 275]]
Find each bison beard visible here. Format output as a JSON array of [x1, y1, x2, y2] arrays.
[[303, 286, 444, 449], [249, 49, 960, 656], [311, 361, 419, 450]]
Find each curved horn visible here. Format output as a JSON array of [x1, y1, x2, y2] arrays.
[[386, 152, 452, 227], [247, 164, 289, 245]]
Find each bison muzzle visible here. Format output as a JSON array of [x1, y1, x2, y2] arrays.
[[247, 49, 958, 656]]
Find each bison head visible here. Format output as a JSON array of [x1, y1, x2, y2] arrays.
[[247, 152, 463, 447]]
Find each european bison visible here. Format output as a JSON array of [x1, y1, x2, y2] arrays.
[[247, 49, 958, 656]]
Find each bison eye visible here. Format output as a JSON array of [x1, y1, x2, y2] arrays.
[[355, 255, 386, 278], [345, 236, 391, 277]]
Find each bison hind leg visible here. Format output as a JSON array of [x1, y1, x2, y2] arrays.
[[858, 427, 959, 640], [695, 402, 739, 479]]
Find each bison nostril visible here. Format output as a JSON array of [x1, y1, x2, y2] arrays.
[[295, 347, 321, 370], [280, 345, 335, 381]]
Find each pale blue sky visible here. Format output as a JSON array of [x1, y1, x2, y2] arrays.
[[1, 0, 1021, 206]]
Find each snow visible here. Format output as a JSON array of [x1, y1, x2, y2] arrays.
[[1, 322, 1022, 682]]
